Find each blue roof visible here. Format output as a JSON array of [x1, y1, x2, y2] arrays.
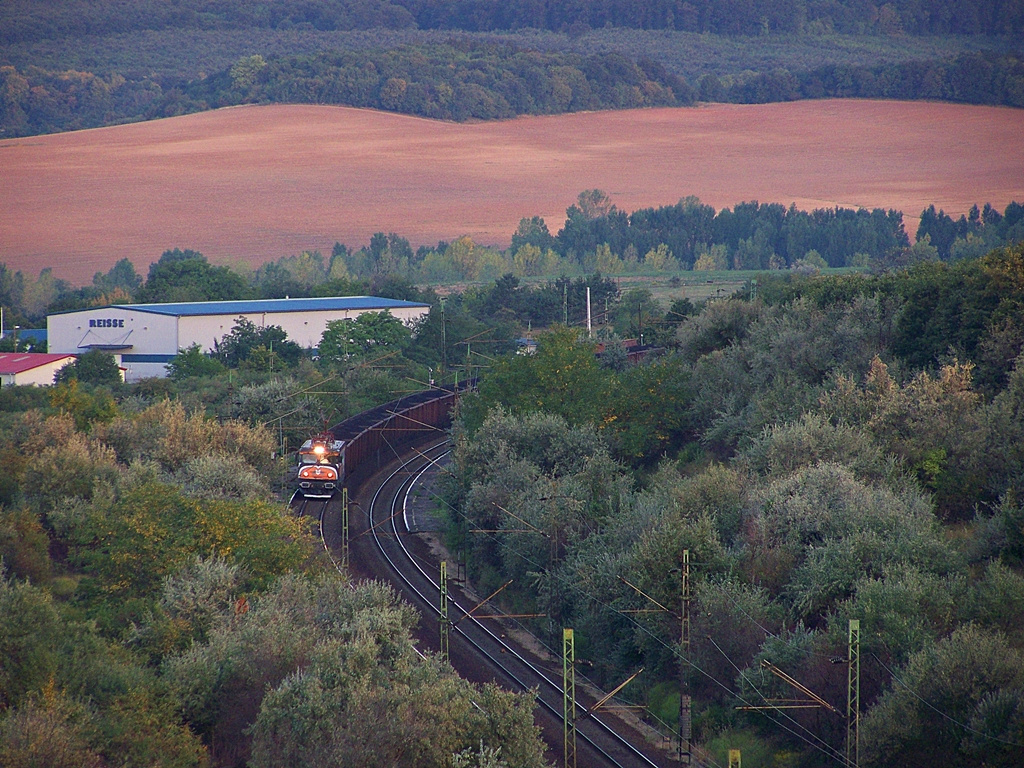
[[61, 296, 428, 318], [1, 328, 47, 341]]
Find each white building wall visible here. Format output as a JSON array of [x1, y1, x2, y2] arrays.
[[0, 356, 76, 386], [48, 308, 179, 357], [48, 303, 428, 382], [23, 359, 75, 385], [48, 308, 179, 382]]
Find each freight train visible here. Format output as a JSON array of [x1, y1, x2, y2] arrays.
[[293, 379, 474, 498]]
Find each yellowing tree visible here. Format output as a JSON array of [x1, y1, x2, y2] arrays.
[[643, 243, 677, 272]]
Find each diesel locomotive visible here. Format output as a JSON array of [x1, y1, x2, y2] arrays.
[[293, 379, 475, 498]]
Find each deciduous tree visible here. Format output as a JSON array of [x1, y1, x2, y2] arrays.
[[318, 310, 411, 363]]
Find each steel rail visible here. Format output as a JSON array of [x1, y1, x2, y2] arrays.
[[290, 492, 343, 576]]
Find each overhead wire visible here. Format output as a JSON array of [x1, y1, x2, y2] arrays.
[[704, 634, 848, 764]]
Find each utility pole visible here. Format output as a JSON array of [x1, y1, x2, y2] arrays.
[[340, 487, 349, 572], [734, 624, 851, 764], [560, 626, 641, 768], [680, 549, 692, 765], [586, 286, 592, 337], [847, 619, 860, 768], [616, 555, 693, 764], [563, 283, 568, 326], [563, 628, 577, 768], [440, 561, 450, 664], [440, 297, 447, 372]]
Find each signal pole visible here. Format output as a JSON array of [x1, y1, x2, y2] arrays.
[[563, 628, 577, 768], [847, 619, 860, 768], [440, 297, 447, 371], [440, 561, 450, 664], [617, 551, 694, 764], [680, 549, 692, 765], [340, 487, 350, 572]]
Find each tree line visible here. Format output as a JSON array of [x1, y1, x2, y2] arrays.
[[4, 42, 1024, 137], [0, 0, 418, 45], [0, 44, 690, 137], [195, 44, 690, 120], [698, 48, 1024, 107], [2, 195, 1022, 330], [553, 193, 912, 270], [395, 0, 1024, 37], [4, 0, 1022, 42]]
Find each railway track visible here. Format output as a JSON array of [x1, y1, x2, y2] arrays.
[[290, 495, 341, 572], [345, 437, 669, 768]]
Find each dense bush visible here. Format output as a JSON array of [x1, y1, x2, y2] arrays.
[[436, 245, 1024, 765]]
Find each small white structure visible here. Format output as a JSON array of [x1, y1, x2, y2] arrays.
[[47, 296, 430, 381], [0, 353, 76, 386]]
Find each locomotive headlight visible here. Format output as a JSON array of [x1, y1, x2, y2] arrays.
[[313, 444, 325, 456]]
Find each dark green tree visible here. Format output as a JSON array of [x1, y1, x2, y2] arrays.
[[53, 350, 122, 386], [510, 216, 555, 254], [213, 318, 302, 368], [0, 579, 62, 709], [92, 258, 142, 294], [318, 311, 411, 363], [167, 343, 226, 379], [861, 625, 1024, 768], [137, 249, 249, 303], [464, 326, 610, 430]]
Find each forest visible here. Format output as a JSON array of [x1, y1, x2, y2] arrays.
[[1, 0, 1022, 136], [2, 43, 1022, 136], [2, 207, 1024, 764], [3, 0, 1022, 41]]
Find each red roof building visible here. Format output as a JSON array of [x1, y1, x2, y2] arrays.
[[0, 353, 76, 387]]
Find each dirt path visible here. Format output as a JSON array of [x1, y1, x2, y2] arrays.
[[1, 100, 1022, 285]]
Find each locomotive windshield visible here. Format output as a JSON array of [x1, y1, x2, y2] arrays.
[[297, 437, 343, 464]]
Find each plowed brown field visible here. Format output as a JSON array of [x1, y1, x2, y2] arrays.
[[2, 100, 1022, 285]]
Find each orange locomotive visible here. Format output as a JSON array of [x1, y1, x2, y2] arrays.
[[294, 434, 344, 498]]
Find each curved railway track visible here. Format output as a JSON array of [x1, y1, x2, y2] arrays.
[[290, 495, 340, 572], [347, 437, 668, 768]]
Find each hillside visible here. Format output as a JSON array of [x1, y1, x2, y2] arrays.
[[2, 100, 1022, 285]]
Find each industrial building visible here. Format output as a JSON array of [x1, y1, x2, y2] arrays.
[[47, 296, 430, 381], [0, 353, 77, 386]]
